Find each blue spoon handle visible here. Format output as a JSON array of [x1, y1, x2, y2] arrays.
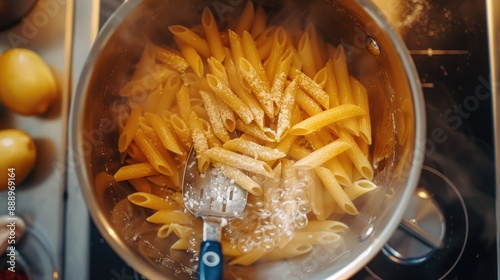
[[199, 240, 223, 280]]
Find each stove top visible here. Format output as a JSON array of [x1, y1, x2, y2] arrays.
[[82, 0, 498, 279]]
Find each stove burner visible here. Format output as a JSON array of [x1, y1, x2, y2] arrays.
[[364, 166, 469, 280], [382, 189, 445, 265]]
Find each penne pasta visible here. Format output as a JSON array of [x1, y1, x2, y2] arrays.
[[169, 25, 211, 58], [114, 163, 160, 182], [188, 111, 211, 172], [201, 7, 225, 62], [205, 147, 274, 178], [173, 38, 204, 77], [344, 179, 378, 201], [289, 104, 365, 135], [144, 112, 183, 155], [222, 138, 286, 161], [199, 90, 231, 142], [128, 192, 178, 210], [315, 166, 358, 215], [206, 74, 254, 124], [118, 106, 142, 153], [294, 139, 351, 169]]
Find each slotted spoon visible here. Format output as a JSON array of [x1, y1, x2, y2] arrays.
[[182, 147, 248, 280]]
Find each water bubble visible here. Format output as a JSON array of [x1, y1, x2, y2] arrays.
[[237, 238, 250, 253], [298, 201, 311, 214], [294, 214, 308, 229]]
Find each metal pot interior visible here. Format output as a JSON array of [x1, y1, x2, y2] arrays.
[[71, 0, 425, 279]]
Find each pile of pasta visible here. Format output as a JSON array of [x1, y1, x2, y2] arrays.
[[112, 1, 377, 266]]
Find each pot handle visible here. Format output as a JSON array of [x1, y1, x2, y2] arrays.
[[199, 240, 223, 280]]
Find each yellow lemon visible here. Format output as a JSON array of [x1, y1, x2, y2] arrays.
[[0, 48, 58, 116], [0, 129, 36, 190]]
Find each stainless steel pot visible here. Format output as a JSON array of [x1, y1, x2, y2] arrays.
[[70, 0, 425, 279]]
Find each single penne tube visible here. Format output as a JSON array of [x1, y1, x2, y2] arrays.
[[276, 78, 298, 139], [198, 90, 231, 142], [286, 36, 303, 69], [351, 76, 372, 144], [127, 141, 148, 163], [234, 0, 255, 36], [201, 7, 225, 62], [157, 224, 174, 238], [313, 66, 328, 89], [199, 118, 223, 148], [168, 25, 211, 58], [204, 147, 274, 178], [206, 74, 254, 124], [297, 31, 317, 78], [289, 104, 365, 135], [129, 177, 153, 193], [338, 152, 354, 183], [151, 44, 189, 72], [173, 38, 204, 77], [214, 162, 263, 196], [271, 50, 293, 110], [289, 67, 329, 109], [228, 29, 245, 67], [325, 59, 340, 108], [188, 111, 211, 172], [261, 243, 313, 261], [265, 26, 287, 83], [295, 88, 323, 116], [255, 25, 276, 47], [170, 238, 190, 250], [242, 30, 269, 88], [250, 5, 267, 38], [309, 172, 329, 220], [224, 53, 265, 129], [222, 138, 286, 161], [298, 220, 348, 233], [180, 72, 212, 92], [292, 231, 342, 245], [338, 129, 374, 180], [315, 166, 358, 215], [236, 119, 275, 142], [216, 94, 237, 132], [170, 223, 196, 238], [207, 57, 229, 85], [294, 139, 351, 169], [344, 179, 378, 200], [228, 247, 267, 266], [323, 157, 352, 187], [267, 133, 296, 167], [169, 114, 193, 150], [144, 113, 183, 155], [146, 209, 193, 224], [239, 57, 274, 117], [288, 142, 311, 160], [114, 163, 160, 182], [147, 174, 178, 189], [305, 22, 327, 71], [333, 45, 359, 135], [131, 43, 156, 80], [176, 84, 192, 125], [128, 192, 178, 210], [134, 129, 175, 176], [257, 35, 273, 61], [118, 106, 142, 153]]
